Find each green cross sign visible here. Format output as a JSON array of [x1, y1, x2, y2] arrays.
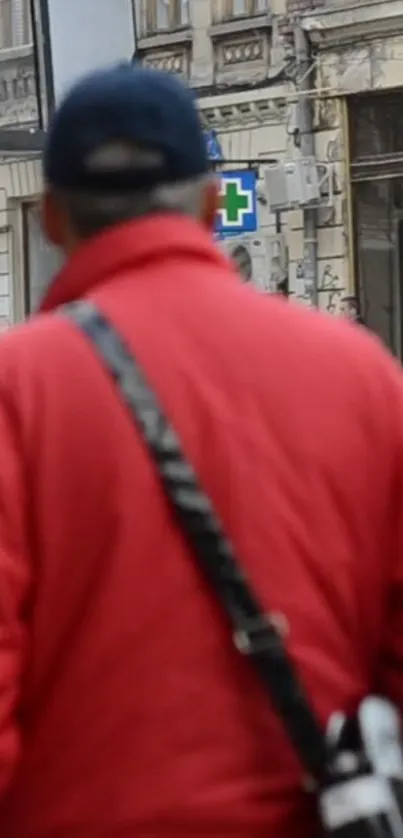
[[218, 176, 253, 228]]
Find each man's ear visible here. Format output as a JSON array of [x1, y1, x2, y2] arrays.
[[201, 176, 220, 231], [41, 189, 65, 248]]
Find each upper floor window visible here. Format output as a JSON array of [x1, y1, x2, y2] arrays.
[[146, 0, 189, 33], [0, 0, 32, 49], [225, 0, 267, 16]]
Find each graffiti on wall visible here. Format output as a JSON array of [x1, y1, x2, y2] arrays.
[[317, 263, 345, 314], [291, 258, 352, 317]]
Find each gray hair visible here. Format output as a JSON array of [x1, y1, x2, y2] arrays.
[[52, 140, 212, 238]]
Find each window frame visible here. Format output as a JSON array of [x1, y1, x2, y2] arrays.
[[223, 0, 267, 18], [146, 0, 189, 34], [0, 0, 12, 49], [0, 0, 32, 50]]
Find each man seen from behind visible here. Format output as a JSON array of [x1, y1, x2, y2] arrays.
[[0, 63, 403, 838]]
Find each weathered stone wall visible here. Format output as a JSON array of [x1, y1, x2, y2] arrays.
[[197, 0, 351, 312], [286, 109, 349, 313]]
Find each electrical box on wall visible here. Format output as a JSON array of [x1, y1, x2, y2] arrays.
[[220, 234, 287, 292], [264, 158, 333, 212]]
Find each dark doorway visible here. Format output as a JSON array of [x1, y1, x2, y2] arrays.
[[349, 92, 403, 357]]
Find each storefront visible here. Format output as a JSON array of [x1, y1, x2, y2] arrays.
[[350, 92, 403, 358]]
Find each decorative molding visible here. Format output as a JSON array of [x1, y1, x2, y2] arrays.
[[209, 12, 271, 39], [0, 46, 37, 128], [142, 47, 190, 76], [200, 96, 286, 129], [303, 0, 403, 47], [0, 44, 33, 62], [136, 27, 192, 52], [221, 37, 264, 65], [136, 24, 192, 77], [199, 84, 287, 109], [213, 31, 271, 86]]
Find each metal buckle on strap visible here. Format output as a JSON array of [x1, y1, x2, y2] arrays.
[[234, 612, 288, 656]]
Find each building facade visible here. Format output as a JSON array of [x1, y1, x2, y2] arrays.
[[0, 0, 41, 326], [135, 0, 403, 347], [0, 0, 402, 358], [135, 0, 353, 311], [301, 0, 403, 357]]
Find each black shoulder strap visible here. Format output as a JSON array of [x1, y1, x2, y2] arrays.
[[62, 300, 328, 783]]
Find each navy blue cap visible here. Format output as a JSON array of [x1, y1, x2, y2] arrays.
[[44, 63, 209, 191]]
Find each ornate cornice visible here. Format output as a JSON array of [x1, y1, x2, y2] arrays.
[[209, 12, 271, 40], [136, 28, 192, 52], [199, 92, 286, 129], [303, 0, 403, 48]]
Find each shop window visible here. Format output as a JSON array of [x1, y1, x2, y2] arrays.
[[353, 181, 396, 353], [350, 93, 403, 358]]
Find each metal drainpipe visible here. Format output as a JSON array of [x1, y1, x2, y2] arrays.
[[293, 24, 318, 307]]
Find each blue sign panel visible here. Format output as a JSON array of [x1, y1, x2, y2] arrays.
[[215, 169, 258, 237], [204, 129, 223, 161]]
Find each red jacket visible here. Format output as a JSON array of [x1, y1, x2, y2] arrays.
[[0, 214, 403, 838]]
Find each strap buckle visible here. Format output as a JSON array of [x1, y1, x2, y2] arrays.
[[234, 613, 288, 656]]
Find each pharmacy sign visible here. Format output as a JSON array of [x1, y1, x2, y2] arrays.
[[216, 169, 258, 237]]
